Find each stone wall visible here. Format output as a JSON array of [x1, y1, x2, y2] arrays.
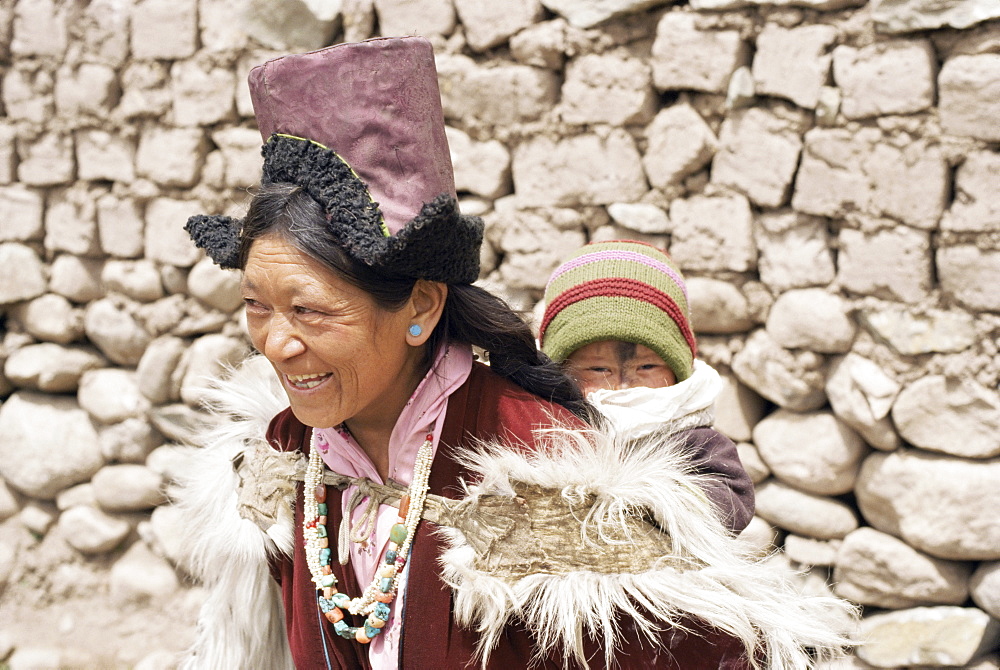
[[0, 0, 998, 667]]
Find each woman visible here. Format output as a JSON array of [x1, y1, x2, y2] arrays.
[[178, 37, 853, 670]]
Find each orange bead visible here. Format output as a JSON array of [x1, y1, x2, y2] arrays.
[[374, 592, 393, 603], [398, 495, 410, 518], [323, 587, 333, 599], [325, 608, 344, 623], [314, 483, 327, 502], [355, 630, 370, 644], [318, 537, 329, 548], [318, 516, 328, 525], [323, 565, 332, 575]]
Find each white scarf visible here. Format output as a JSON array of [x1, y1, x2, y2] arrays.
[[586, 359, 723, 441]]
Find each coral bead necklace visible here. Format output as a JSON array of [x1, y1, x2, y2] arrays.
[[303, 429, 434, 643]]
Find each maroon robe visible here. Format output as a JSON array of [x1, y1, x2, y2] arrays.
[[268, 362, 753, 669]]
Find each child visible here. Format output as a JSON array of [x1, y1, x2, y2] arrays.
[[539, 239, 755, 534]]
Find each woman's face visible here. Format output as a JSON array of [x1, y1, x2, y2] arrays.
[[564, 340, 676, 395], [240, 233, 424, 431]]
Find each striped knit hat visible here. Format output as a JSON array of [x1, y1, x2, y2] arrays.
[[539, 240, 696, 382]]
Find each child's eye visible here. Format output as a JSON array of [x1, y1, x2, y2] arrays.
[[588, 367, 612, 374], [638, 364, 662, 371]]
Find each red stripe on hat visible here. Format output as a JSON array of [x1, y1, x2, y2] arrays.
[[539, 278, 697, 356]]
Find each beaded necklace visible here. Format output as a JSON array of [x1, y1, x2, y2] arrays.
[[303, 428, 435, 644]]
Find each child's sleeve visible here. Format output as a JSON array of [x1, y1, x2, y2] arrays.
[[679, 426, 756, 534]]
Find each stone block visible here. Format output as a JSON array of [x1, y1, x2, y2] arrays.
[[857, 449, 1000, 560], [540, 0, 671, 28], [240, 0, 340, 52], [76, 130, 136, 184], [199, 0, 250, 51], [559, 52, 655, 126], [836, 226, 933, 303], [210, 127, 263, 189], [753, 409, 867, 495], [11, 0, 70, 58], [144, 198, 204, 267], [687, 277, 754, 334], [793, 128, 948, 230], [4, 343, 105, 393], [693, 0, 862, 8], [97, 194, 145, 258], [765, 288, 856, 354], [872, 0, 1000, 33], [59, 505, 130, 554], [111, 541, 179, 602], [710, 107, 803, 208], [735, 442, 769, 484], [607, 202, 670, 235], [78, 0, 130, 67], [446, 126, 511, 200], [825, 353, 901, 451], [116, 62, 172, 120], [833, 40, 935, 119], [892, 375, 1000, 459], [136, 335, 187, 404], [512, 130, 646, 207], [752, 24, 837, 109], [187, 257, 242, 312], [937, 245, 1000, 312], [942, 151, 1000, 233], [93, 464, 164, 511], [1, 66, 54, 124], [492, 202, 588, 291], [79, 369, 151, 425], [49, 254, 104, 303], [136, 127, 206, 188], [834, 527, 973, 608], [9, 294, 84, 345], [755, 211, 835, 292], [102, 259, 165, 303], [509, 19, 567, 70], [731, 329, 827, 412], [170, 59, 237, 127], [455, 0, 543, 51], [0, 392, 104, 500], [857, 607, 1000, 668], [651, 12, 748, 94], [642, 104, 717, 189], [939, 54, 1000, 142], [860, 304, 976, 356], [177, 334, 249, 407], [714, 371, 765, 444], [971, 562, 1000, 619], [436, 54, 559, 127], [0, 123, 17, 184], [784, 534, 840, 567], [0, 242, 46, 304], [99, 417, 162, 464], [130, 0, 197, 60], [17, 131, 75, 186], [0, 185, 44, 241], [374, 0, 456, 37], [753, 479, 858, 540], [54, 63, 119, 119], [669, 193, 755, 273], [84, 298, 153, 366], [44, 185, 101, 257]]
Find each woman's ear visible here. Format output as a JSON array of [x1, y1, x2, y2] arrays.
[[405, 280, 448, 346]]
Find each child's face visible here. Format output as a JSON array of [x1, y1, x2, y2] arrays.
[[564, 340, 676, 395]]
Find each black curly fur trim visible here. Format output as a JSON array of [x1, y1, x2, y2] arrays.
[[261, 134, 483, 284], [185, 214, 241, 269]]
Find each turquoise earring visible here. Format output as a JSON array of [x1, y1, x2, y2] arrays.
[[408, 324, 422, 337]]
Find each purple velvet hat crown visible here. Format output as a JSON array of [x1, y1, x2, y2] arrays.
[[185, 36, 483, 284]]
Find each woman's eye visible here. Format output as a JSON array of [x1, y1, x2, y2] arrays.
[[244, 298, 266, 311], [294, 305, 320, 315]]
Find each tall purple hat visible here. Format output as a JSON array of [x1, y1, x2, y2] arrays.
[[185, 36, 482, 284]]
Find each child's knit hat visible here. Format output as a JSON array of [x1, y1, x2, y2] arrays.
[[539, 240, 696, 382]]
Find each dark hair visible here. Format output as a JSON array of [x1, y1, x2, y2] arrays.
[[238, 183, 593, 423]]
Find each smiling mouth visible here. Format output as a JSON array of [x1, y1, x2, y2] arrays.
[[286, 373, 332, 390]]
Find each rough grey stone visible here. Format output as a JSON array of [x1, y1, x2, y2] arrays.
[[860, 305, 977, 356], [784, 534, 840, 567], [670, 193, 755, 273], [110, 540, 179, 602], [101, 259, 165, 303], [735, 441, 770, 484], [130, 0, 197, 60], [374, 0, 455, 36], [752, 24, 837, 109], [731, 329, 827, 412], [170, 59, 237, 127], [892, 375, 1000, 459], [872, 0, 1000, 32], [942, 151, 1000, 233], [833, 40, 936, 119], [651, 12, 748, 94], [765, 289, 856, 354], [143, 198, 203, 267], [937, 245, 1000, 312], [856, 449, 1000, 560], [753, 479, 859, 540], [856, 607, 1000, 668], [240, 0, 339, 52], [84, 298, 152, 366], [753, 409, 868, 495], [737, 515, 780, 557], [43, 184, 101, 256], [836, 226, 933, 304], [755, 211, 836, 292], [0, 243, 46, 304], [135, 335, 187, 405], [19, 500, 57, 535], [210, 127, 263, 189], [445, 127, 511, 201], [98, 418, 163, 464], [0, 185, 44, 241], [825, 353, 901, 451], [437, 54, 558, 128], [4, 343, 106, 393], [176, 334, 249, 407], [687, 278, 754, 334], [642, 104, 717, 189], [59, 504, 130, 554], [490, 201, 588, 291], [540, 0, 669, 28], [606, 203, 670, 235], [55, 482, 96, 511], [48, 254, 103, 303], [971, 562, 1000, 619], [455, 0, 543, 51], [8, 294, 84, 344], [559, 52, 655, 126], [135, 127, 205, 188], [0, 392, 104, 500], [18, 130, 75, 186], [93, 464, 165, 512], [939, 54, 1000, 142], [78, 369, 151, 425], [834, 527, 973, 608]]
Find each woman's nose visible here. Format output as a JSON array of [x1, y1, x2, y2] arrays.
[[261, 314, 306, 361]]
